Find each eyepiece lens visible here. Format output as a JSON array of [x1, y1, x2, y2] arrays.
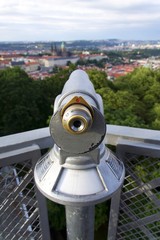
[[70, 119, 84, 132], [73, 120, 81, 128], [62, 104, 93, 134]]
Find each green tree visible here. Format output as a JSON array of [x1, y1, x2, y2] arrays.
[[0, 67, 43, 135], [87, 69, 108, 89], [47, 201, 66, 231], [98, 87, 146, 127], [0, 67, 70, 136], [151, 103, 160, 129], [113, 67, 160, 129]]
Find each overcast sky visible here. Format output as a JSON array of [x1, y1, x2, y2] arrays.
[[0, 0, 160, 41]]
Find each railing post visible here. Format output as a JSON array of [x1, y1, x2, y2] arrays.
[[0, 145, 51, 240], [107, 189, 122, 240]]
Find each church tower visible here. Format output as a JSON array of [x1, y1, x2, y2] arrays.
[[60, 42, 67, 57], [61, 42, 65, 53]]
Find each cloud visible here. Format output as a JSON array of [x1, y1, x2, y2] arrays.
[[0, 0, 160, 41]]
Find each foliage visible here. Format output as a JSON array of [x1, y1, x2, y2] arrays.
[[95, 202, 109, 231], [91, 67, 160, 129], [77, 58, 108, 68], [0, 67, 42, 135], [104, 49, 160, 61], [87, 69, 108, 89], [47, 201, 66, 231], [0, 67, 70, 136], [47, 200, 109, 233], [2, 66, 160, 134]]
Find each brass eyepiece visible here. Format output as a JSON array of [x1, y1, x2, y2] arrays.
[[62, 104, 93, 134]]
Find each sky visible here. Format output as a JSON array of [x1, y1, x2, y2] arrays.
[[0, 0, 160, 42]]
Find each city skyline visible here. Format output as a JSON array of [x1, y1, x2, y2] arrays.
[[0, 0, 160, 42]]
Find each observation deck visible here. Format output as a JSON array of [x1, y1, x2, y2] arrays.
[[0, 125, 160, 240]]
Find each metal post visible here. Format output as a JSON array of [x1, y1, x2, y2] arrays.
[[107, 189, 122, 240], [66, 205, 95, 240]]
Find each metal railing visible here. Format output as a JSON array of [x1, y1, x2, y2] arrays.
[[0, 125, 160, 240], [0, 128, 52, 240]]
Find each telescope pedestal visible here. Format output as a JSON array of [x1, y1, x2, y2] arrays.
[[66, 205, 95, 240]]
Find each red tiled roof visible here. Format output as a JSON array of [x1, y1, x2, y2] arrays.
[[25, 62, 39, 66]]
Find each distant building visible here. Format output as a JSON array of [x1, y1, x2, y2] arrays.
[[40, 56, 79, 67], [80, 53, 108, 61], [24, 62, 40, 73], [107, 64, 138, 80], [0, 60, 10, 69], [28, 71, 52, 80], [136, 58, 160, 69], [11, 61, 25, 67], [50, 43, 58, 56], [50, 41, 71, 57], [61, 42, 65, 53], [0, 54, 22, 61]]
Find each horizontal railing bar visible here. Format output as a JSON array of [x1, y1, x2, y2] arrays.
[[0, 127, 53, 153], [1, 125, 160, 154], [105, 125, 160, 146], [119, 212, 160, 231], [122, 178, 160, 200]]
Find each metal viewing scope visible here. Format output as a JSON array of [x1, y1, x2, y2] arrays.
[[34, 69, 125, 206], [49, 69, 106, 155]]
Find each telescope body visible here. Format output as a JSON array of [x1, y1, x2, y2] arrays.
[[54, 70, 104, 114]]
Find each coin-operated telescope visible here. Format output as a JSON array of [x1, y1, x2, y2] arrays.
[[34, 69, 125, 240]]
